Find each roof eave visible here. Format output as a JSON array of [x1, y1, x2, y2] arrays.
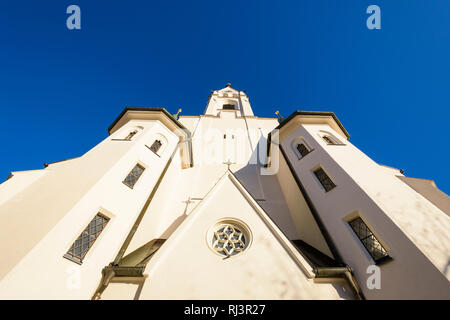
[[107, 106, 189, 135], [107, 106, 193, 168], [275, 111, 350, 140]]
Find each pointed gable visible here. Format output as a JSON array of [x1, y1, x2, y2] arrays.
[[204, 84, 254, 117], [127, 171, 353, 299], [217, 83, 239, 97]]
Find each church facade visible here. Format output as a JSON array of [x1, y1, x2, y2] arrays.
[[0, 84, 449, 299]]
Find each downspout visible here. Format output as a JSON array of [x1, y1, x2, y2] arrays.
[[91, 140, 182, 300], [314, 267, 365, 300]]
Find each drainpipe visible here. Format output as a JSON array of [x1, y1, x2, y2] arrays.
[[314, 266, 365, 300], [92, 265, 116, 300]]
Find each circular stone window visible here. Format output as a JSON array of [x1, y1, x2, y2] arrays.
[[209, 220, 251, 257]]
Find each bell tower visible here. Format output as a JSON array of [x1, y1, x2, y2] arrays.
[[204, 83, 254, 117]]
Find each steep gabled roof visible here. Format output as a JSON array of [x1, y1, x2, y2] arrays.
[[143, 169, 323, 278]]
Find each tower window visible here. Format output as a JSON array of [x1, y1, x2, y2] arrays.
[[296, 143, 310, 158], [149, 140, 162, 154], [320, 133, 343, 145], [123, 164, 145, 189], [322, 135, 335, 144], [222, 104, 235, 110], [348, 217, 390, 263], [291, 138, 313, 159], [125, 130, 138, 141], [63, 213, 109, 264], [313, 167, 336, 192]]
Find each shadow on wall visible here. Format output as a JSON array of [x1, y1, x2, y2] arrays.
[[159, 201, 191, 239], [233, 133, 298, 241]]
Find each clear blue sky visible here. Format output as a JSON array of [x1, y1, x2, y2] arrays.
[[0, 1, 449, 193]]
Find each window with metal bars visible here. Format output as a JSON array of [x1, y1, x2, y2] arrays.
[[149, 140, 162, 154], [63, 213, 109, 264], [348, 217, 390, 263], [313, 167, 336, 192], [296, 143, 310, 158], [123, 164, 145, 189]]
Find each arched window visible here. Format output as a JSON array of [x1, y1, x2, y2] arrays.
[[319, 131, 344, 145], [146, 133, 168, 156], [115, 126, 144, 141], [291, 137, 312, 159], [296, 143, 310, 157], [125, 130, 138, 141], [322, 135, 335, 144], [149, 140, 162, 154], [222, 99, 237, 110]]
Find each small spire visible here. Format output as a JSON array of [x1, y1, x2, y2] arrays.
[[226, 83, 232, 87], [275, 110, 285, 122], [173, 108, 182, 119]]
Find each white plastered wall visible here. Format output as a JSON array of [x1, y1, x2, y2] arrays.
[[102, 173, 353, 300], [280, 120, 450, 299], [0, 119, 180, 299]]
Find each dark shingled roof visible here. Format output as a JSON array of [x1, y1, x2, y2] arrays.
[[107, 107, 189, 134], [276, 110, 350, 139]]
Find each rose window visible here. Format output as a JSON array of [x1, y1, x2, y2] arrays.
[[212, 224, 247, 257]]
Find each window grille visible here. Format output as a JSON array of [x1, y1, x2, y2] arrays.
[[149, 140, 162, 154], [349, 217, 389, 263], [296, 143, 310, 157], [123, 164, 145, 188], [63, 213, 109, 264], [212, 224, 247, 257], [313, 168, 336, 192]]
